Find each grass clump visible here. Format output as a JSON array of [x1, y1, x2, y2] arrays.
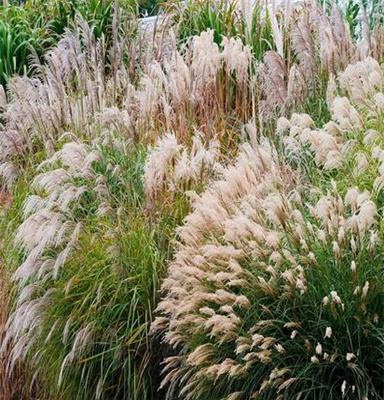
[[0, 0, 160, 86], [174, 0, 274, 60], [281, 57, 384, 195], [152, 56, 384, 400], [153, 137, 384, 400], [2, 141, 186, 400]]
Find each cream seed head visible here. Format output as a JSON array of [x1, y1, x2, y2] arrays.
[[324, 327, 332, 338], [346, 353, 356, 361]]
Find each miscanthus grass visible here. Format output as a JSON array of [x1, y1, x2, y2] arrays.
[[0, 167, 53, 400], [282, 56, 384, 195], [1, 1, 384, 399], [153, 138, 384, 400], [153, 57, 384, 400], [2, 140, 189, 400]]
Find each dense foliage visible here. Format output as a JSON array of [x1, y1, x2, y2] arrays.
[[0, 0, 163, 86], [0, 0, 384, 399]]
